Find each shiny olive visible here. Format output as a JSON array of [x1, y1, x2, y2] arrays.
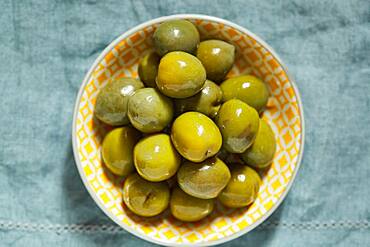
[[177, 157, 231, 199], [241, 119, 276, 169], [127, 88, 174, 133], [170, 186, 214, 222], [134, 134, 181, 182], [220, 75, 269, 112], [216, 99, 259, 153], [218, 165, 261, 208], [123, 173, 170, 217], [138, 51, 160, 88], [196, 40, 235, 82], [102, 127, 141, 176], [174, 80, 223, 118], [95, 78, 144, 126], [153, 20, 200, 56], [171, 112, 222, 162], [156, 51, 206, 98]]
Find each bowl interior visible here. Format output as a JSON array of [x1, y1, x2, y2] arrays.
[[74, 16, 303, 245]]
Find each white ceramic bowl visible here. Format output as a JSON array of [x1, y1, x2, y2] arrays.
[[72, 14, 305, 246]]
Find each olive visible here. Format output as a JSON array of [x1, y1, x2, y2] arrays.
[[95, 78, 144, 126], [171, 112, 222, 162], [241, 119, 276, 169], [156, 51, 206, 98], [138, 51, 160, 88], [127, 88, 173, 133], [196, 40, 235, 82], [153, 20, 200, 56], [177, 157, 231, 199], [123, 173, 170, 217], [220, 75, 269, 112], [134, 134, 181, 182], [174, 80, 223, 118], [218, 165, 261, 208], [215, 99, 259, 153], [101, 127, 141, 176], [170, 186, 214, 222]]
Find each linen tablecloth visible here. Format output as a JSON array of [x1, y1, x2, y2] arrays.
[[0, 0, 369, 246]]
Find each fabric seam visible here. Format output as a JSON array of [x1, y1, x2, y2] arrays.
[[0, 220, 369, 234]]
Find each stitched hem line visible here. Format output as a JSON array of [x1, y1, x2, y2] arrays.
[[0, 220, 369, 234], [0, 221, 124, 234], [260, 221, 369, 230]]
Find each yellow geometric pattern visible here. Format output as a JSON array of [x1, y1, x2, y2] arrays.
[[74, 18, 302, 245]]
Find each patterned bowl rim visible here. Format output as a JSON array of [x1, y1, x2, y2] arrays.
[[72, 14, 305, 246]]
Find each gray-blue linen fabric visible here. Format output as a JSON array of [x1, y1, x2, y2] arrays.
[[0, 0, 369, 246]]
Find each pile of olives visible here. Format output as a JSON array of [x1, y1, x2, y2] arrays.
[[95, 20, 276, 222]]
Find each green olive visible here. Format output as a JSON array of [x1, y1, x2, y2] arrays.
[[196, 40, 235, 82], [170, 186, 214, 222], [138, 51, 160, 88], [241, 119, 276, 169], [101, 127, 141, 176], [171, 112, 222, 162], [218, 165, 261, 208], [220, 75, 269, 112], [153, 20, 200, 56], [134, 134, 181, 182], [157, 51, 206, 98], [216, 99, 259, 153], [177, 157, 231, 199], [123, 173, 170, 217], [95, 78, 144, 126], [174, 80, 223, 118], [127, 88, 174, 133]]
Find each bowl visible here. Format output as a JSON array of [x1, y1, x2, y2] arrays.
[[72, 14, 304, 246]]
